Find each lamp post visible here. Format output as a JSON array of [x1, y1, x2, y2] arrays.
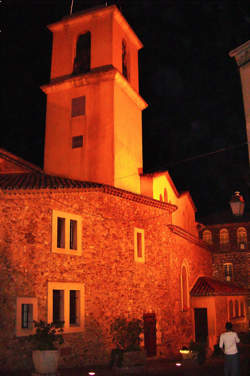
[[229, 191, 245, 216]]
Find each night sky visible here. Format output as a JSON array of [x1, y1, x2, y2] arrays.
[[3, 0, 250, 218]]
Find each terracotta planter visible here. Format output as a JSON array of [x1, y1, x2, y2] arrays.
[[32, 350, 59, 374]]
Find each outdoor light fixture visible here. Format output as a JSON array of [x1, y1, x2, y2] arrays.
[[175, 362, 182, 367], [229, 191, 245, 216], [88, 372, 95, 376]]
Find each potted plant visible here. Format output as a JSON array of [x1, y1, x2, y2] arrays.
[[110, 317, 145, 373], [28, 320, 64, 374]]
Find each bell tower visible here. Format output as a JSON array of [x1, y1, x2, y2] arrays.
[[41, 5, 147, 194]]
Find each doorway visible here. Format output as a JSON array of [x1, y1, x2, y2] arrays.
[[194, 308, 208, 343], [143, 313, 156, 357]]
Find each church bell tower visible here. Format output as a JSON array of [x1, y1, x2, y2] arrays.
[[41, 5, 147, 194]]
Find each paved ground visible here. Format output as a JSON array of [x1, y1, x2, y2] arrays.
[[1, 350, 249, 376]]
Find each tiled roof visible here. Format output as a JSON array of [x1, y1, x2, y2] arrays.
[[0, 173, 177, 212], [190, 277, 248, 297], [0, 173, 102, 190]]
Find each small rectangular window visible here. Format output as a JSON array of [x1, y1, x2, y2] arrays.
[[134, 228, 145, 263], [70, 290, 80, 326], [72, 136, 83, 149], [21, 304, 33, 329], [70, 220, 77, 250], [72, 96, 85, 117], [48, 282, 84, 333], [137, 232, 142, 258], [57, 217, 65, 248], [52, 210, 82, 256], [53, 290, 64, 324], [16, 297, 38, 337]]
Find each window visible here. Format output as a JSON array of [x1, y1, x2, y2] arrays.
[[164, 188, 168, 202], [122, 39, 129, 80], [240, 301, 245, 317], [224, 263, 233, 282], [52, 210, 82, 255], [72, 96, 85, 117], [48, 282, 84, 333], [220, 228, 229, 245], [229, 300, 234, 319], [235, 300, 239, 317], [181, 263, 189, 311], [134, 228, 145, 263], [237, 227, 247, 249], [16, 297, 38, 337], [202, 230, 212, 245], [72, 136, 83, 149], [73, 32, 91, 75]]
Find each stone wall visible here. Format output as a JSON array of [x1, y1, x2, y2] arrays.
[[0, 189, 212, 371]]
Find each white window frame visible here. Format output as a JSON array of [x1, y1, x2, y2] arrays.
[[16, 297, 38, 337], [52, 210, 82, 256], [48, 282, 84, 333], [134, 227, 145, 263]]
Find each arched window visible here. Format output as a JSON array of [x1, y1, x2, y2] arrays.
[[122, 39, 129, 80], [235, 300, 239, 317], [164, 188, 168, 202], [159, 194, 163, 201], [240, 301, 244, 317], [73, 32, 91, 75], [219, 228, 229, 245], [229, 300, 233, 319], [202, 230, 212, 245], [237, 227, 247, 249], [181, 263, 188, 311]]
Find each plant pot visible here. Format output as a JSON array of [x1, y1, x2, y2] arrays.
[[32, 350, 59, 374]]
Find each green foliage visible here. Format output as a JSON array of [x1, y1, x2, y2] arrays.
[[28, 320, 64, 350], [110, 317, 143, 352]]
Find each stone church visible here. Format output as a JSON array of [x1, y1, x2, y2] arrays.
[[0, 5, 248, 372]]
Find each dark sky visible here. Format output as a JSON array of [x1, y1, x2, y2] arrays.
[[2, 0, 250, 218]]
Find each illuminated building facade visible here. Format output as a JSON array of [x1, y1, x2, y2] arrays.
[[0, 5, 248, 372]]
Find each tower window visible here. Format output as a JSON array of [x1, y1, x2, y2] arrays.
[[72, 96, 85, 117], [122, 39, 129, 80], [72, 136, 83, 149], [73, 32, 91, 75]]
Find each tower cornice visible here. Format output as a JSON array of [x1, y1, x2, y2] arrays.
[[229, 40, 250, 68], [47, 5, 143, 50], [41, 65, 148, 110]]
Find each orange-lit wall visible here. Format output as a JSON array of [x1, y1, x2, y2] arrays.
[[0, 188, 212, 371], [141, 172, 198, 236], [44, 77, 115, 185], [114, 82, 142, 193]]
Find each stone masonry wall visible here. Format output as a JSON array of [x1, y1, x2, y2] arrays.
[[0, 189, 212, 371]]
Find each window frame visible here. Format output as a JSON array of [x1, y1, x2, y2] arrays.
[[134, 227, 145, 263], [202, 230, 212, 245], [219, 228, 229, 245], [52, 210, 82, 256], [224, 263, 233, 282], [180, 262, 189, 312], [16, 297, 38, 337], [237, 227, 247, 249], [48, 282, 84, 333]]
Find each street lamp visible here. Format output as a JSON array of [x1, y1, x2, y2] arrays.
[[229, 191, 245, 216]]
